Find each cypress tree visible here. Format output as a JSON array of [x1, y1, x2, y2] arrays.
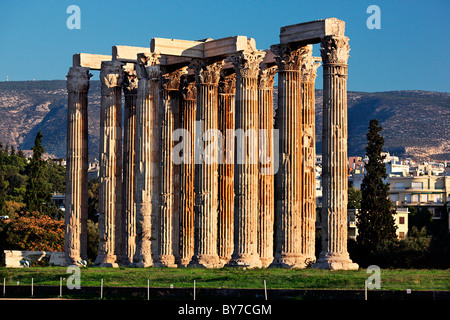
[[356, 119, 397, 252], [24, 130, 52, 213]]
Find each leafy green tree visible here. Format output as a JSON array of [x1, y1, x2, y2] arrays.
[[348, 186, 362, 209], [356, 119, 397, 252], [24, 131, 52, 214]]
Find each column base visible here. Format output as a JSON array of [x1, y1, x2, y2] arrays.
[[94, 254, 119, 268], [227, 254, 262, 269], [189, 254, 223, 268], [270, 253, 307, 269], [64, 251, 81, 267], [154, 255, 178, 268], [313, 252, 359, 271], [132, 254, 154, 268], [178, 258, 192, 268], [219, 256, 232, 266], [260, 257, 274, 269]]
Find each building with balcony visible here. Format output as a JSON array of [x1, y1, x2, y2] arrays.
[[347, 208, 409, 240], [388, 174, 450, 221]]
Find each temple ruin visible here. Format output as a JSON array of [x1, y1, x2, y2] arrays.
[[65, 18, 358, 270]]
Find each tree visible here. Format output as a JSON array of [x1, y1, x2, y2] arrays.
[[348, 186, 362, 209], [24, 130, 52, 214], [356, 119, 397, 252]]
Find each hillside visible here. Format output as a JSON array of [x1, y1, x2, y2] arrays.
[[0, 80, 448, 161]]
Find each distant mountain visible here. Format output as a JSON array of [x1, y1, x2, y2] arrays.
[[0, 80, 448, 161]]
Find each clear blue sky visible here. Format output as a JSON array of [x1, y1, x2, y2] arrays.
[[0, 0, 448, 92]]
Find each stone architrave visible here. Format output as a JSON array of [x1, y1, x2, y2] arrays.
[[65, 66, 91, 265], [157, 65, 188, 267], [271, 44, 309, 268], [133, 53, 161, 267], [228, 51, 265, 268], [257, 64, 277, 268], [300, 48, 321, 264], [122, 66, 138, 265], [218, 72, 236, 265], [313, 36, 358, 270], [95, 60, 124, 267], [179, 75, 197, 266], [189, 58, 225, 268]]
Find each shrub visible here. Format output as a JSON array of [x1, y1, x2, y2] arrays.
[[0, 211, 64, 252]]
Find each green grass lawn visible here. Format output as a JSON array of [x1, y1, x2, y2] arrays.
[[0, 267, 449, 291]]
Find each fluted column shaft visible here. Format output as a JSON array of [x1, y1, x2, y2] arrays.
[[228, 52, 265, 268], [179, 78, 197, 266], [300, 50, 320, 264], [257, 65, 277, 268], [65, 66, 90, 265], [122, 67, 138, 265], [133, 53, 161, 267], [272, 44, 309, 268], [157, 66, 187, 267], [190, 59, 224, 268], [218, 74, 236, 264], [314, 36, 358, 270], [95, 60, 124, 267]]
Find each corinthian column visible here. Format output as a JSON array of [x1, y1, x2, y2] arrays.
[[65, 66, 91, 265], [122, 66, 138, 265], [228, 51, 265, 268], [257, 64, 277, 268], [157, 65, 187, 267], [133, 53, 161, 267], [95, 60, 124, 267], [271, 44, 308, 268], [218, 72, 236, 265], [179, 75, 197, 266], [189, 58, 224, 268], [300, 48, 321, 265], [313, 36, 358, 270]]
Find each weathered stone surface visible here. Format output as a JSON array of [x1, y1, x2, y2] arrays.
[[179, 76, 197, 266], [300, 49, 321, 265], [49, 252, 68, 267], [73, 53, 112, 70], [65, 66, 90, 265], [279, 18, 345, 44], [157, 65, 188, 267], [122, 66, 138, 265], [189, 58, 225, 268], [133, 53, 161, 267], [258, 64, 277, 268], [313, 36, 358, 271], [218, 72, 236, 265], [4, 250, 51, 267], [95, 60, 124, 268], [228, 51, 265, 268], [271, 44, 309, 269]]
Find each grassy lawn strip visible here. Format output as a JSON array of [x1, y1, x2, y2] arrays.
[[0, 267, 448, 291]]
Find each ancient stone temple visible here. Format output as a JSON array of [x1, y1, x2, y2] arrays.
[[65, 18, 358, 270]]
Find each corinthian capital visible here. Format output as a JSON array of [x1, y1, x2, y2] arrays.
[[271, 44, 309, 72], [218, 73, 236, 94], [258, 65, 277, 89], [122, 68, 138, 95], [66, 66, 91, 93], [136, 52, 161, 80], [160, 66, 188, 91], [302, 54, 321, 83], [189, 58, 225, 85], [227, 51, 265, 79], [320, 36, 350, 65], [180, 75, 197, 101], [100, 61, 124, 89]]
